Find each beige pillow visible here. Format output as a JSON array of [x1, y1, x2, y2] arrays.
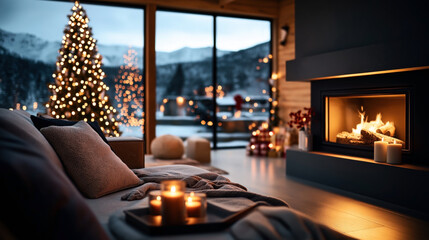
[[40, 121, 141, 198]]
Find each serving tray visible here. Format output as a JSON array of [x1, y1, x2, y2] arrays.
[[124, 202, 258, 235]]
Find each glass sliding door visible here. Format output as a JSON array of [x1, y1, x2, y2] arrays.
[[155, 11, 272, 148], [0, 0, 144, 138], [155, 11, 214, 143], [216, 17, 271, 147]]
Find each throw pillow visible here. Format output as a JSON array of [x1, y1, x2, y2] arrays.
[[40, 121, 141, 198], [30, 115, 110, 146]]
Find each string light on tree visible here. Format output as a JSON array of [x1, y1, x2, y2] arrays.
[[114, 47, 144, 133], [46, 1, 119, 136]]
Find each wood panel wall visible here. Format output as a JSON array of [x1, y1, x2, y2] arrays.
[[276, 0, 311, 125]]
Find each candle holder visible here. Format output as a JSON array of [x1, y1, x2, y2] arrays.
[[148, 190, 162, 215], [161, 180, 186, 225], [185, 192, 207, 218]]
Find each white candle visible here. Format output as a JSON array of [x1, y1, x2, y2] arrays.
[[387, 140, 402, 164], [374, 139, 387, 162]]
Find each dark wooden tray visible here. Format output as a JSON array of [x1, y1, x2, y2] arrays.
[[124, 202, 258, 235]]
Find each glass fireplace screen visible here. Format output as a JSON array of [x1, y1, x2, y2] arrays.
[[325, 94, 407, 148]]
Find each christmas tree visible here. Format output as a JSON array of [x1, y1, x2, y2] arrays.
[[114, 47, 144, 133], [46, 1, 119, 136]]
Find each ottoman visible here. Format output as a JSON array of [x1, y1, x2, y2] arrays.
[[185, 136, 211, 163]]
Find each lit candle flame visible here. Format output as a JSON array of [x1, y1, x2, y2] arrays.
[[171, 186, 176, 193]]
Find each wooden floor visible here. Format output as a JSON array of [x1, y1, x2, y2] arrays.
[[210, 149, 429, 240]]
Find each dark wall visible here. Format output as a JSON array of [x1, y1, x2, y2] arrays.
[[287, 0, 429, 81], [295, 0, 429, 58]]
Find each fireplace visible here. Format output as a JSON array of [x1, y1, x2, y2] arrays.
[[310, 69, 429, 164], [326, 93, 407, 148], [285, 69, 429, 219], [284, 0, 429, 218]]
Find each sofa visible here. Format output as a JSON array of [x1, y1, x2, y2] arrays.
[[0, 108, 354, 240]]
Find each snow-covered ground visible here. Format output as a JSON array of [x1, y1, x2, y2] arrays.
[[119, 124, 250, 148]]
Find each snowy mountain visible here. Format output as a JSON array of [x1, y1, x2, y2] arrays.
[[156, 47, 231, 66], [0, 28, 231, 67], [0, 28, 60, 65]]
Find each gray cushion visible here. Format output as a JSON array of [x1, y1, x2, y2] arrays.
[[40, 121, 141, 198], [0, 109, 64, 171], [0, 109, 108, 239]]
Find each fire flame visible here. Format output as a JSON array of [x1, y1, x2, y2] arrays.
[[352, 106, 395, 137]]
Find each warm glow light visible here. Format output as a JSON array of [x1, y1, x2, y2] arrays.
[[176, 96, 185, 106], [261, 122, 269, 129], [271, 73, 278, 80], [234, 110, 241, 118]]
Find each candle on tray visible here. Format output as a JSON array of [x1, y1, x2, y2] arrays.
[[149, 190, 162, 215], [185, 192, 206, 218], [161, 180, 186, 225], [374, 138, 387, 162], [387, 140, 402, 164]]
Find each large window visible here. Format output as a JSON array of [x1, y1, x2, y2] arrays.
[[155, 11, 214, 143], [0, 0, 144, 138], [155, 10, 272, 148], [1, 1, 272, 147], [216, 16, 271, 147]]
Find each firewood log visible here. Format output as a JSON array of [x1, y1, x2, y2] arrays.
[[361, 129, 405, 147], [336, 131, 365, 145], [376, 121, 395, 137]]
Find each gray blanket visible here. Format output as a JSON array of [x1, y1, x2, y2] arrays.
[[121, 167, 288, 207], [110, 165, 355, 240]]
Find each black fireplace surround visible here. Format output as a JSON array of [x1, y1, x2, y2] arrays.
[[285, 0, 429, 219], [311, 69, 428, 165]]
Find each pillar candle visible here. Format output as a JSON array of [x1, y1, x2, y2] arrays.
[[387, 141, 402, 164], [374, 140, 387, 162], [161, 180, 186, 225]]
